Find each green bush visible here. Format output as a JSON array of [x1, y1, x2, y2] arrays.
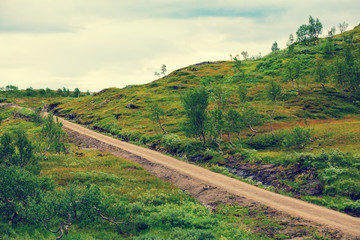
[[324, 179, 360, 199], [282, 126, 313, 149], [246, 131, 286, 150], [344, 200, 360, 215], [170, 228, 216, 240], [161, 134, 182, 153]]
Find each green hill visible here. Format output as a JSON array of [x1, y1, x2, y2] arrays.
[[9, 25, 360, 216]]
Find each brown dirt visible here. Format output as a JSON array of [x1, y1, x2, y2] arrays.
[[58, 117, 360, 240]]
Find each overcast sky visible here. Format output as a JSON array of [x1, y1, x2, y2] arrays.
[[0, 1, 359, 92]]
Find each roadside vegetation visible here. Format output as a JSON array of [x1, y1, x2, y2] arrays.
[[0, 105, 313, 239], [2, 17, 360, 220]]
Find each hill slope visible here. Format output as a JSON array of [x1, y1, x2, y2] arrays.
[[13, 25, 360, 216]]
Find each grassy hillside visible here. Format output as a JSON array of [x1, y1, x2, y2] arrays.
[[2, 106, 338, 239], [9, 25, 360, 216]]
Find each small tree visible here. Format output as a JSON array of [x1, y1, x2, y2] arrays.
[[181, 87, 209, 145], [333, 56, 347, 93], [283, 58, 302, 88], [283, 126, 314, 149], [26, 87, 36, 97], [45, 88, 53, 97], [31, 107, 43, 124], [271, 41, 280, 52], [208, 108, 225, 150], [38, 89, 46, 97], [154, 64, 167, 77], [241, 51, 249, 60], [327, 27, 336, 38], [322, 39, 335, 59], [287, 34, 294, 46], [161, 64, 167, 76], [266, 80, 282, 137], [40, 112, 67, 154], [238, 84, 248, 104], [38, 184, 104, 239], [296, 24, 310, 44], [314, 55, 329, 90], [0, 166, 51, 225], [308, 15, 323, 42], [12, 130, 35, 168], [225, 109, 244, 143], [338, 21, 348, 33], [0, 133, 15, 165], [73, 88, 80, 98], [148, 103, 167, 134], [57, 88, 64, 97], [212, 85, 228, 110], [241, 103, 260, 140], [233, 57, 244, 77], [343, 46, 360, 97]]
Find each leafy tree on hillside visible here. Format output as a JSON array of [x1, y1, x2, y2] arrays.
[[296, 16, 322, 44], [154, 64, 167, 77], [0, 130, 37, 169], [287, 34, 294, 46], [208, 108, 225, 150], [0, 166, 53, 225], [241, 104, 260, 140], [283, 126, 314, 149], [266, 80, 282, 137], [283, 58, 302, 89], [181, 87, 209, 145], [5, 85, 18, 92], [238, 84, 248, 104], [26, 87, 37, 97], [40, 112, 67, 154], [225, 109, 244, 143], [38, 89, 46, 97], [327, 27, 336, 38], [0, 133, 15, 164], [12, 130, 35, 168], [45, 88, 53, 97], [161, 64, 167, 76], [241, 51, 249, 60], [57, 88, 64, 97], [296, 24, 310, 44], [322, 39, 336, 58], [308, 16, 323, 42], [233, 57, 245, 77], [271, 41, 280, 52], [343, 46, 360, 97], [148, 103, 167, 134], [212, 85, 229, 110], [37, 184, 104, 239], [338, 21, 348, 33], [73, 88, 81, 98], [314, 55, 329, 90], [333, 56, 347, 93]]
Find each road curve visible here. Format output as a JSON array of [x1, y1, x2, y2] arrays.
[[56, 116, 360, 237]]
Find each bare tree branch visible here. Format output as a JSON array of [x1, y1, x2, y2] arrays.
[[93, 207, 126, 225]]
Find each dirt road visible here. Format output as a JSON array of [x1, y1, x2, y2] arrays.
[[52, 116, 360, 239]]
